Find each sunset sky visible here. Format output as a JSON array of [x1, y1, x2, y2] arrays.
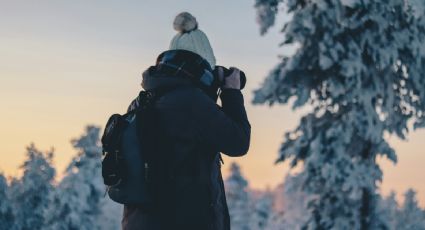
[[1, 0, 424, 207]]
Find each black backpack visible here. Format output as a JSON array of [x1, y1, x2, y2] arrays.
[[100, 86, 176, 206]]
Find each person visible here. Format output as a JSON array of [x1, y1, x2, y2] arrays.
[[121, 12, 251, 230]]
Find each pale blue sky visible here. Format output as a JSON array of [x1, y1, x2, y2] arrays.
[[0, 0, 424, 206]]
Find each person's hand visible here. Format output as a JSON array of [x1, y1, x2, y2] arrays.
[[219, 67, 241, 90]]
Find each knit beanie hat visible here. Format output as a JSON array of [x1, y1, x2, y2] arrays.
[[169, 12, 216, 69]]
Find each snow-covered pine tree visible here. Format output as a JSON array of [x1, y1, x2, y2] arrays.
[[378, 191, 400, 230], [0, 173, 14, 230], [9, 144, 56, 230], [250, 189, 273, 229], [253, 0, 425, 229], [46, 126, 120, 230], [267, 174, 309, 230], [396, 189, 425, 230], [225, 162, 252, 230], [97, 198, 122, 230]]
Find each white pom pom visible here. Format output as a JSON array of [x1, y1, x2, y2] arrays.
[[173, 12, 198, 33]]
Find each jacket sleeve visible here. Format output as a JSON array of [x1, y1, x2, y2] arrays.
[[190, 88, 251, 157]]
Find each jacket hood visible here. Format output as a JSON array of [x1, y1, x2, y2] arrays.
[[141, 65, 194, 91]]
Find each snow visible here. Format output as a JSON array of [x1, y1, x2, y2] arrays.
[[8, 144, 56, 230], [253, 0, 425, 228], [46, 126, 121, 230], [1, 137, 424, 229], [255, 0, 282, 35], [341, 0, 358, 8], [0, 127, 122, 230], [225, 162, 253, 230], [2, 1, 425, 228], [397, 189, 425, 230], [0, 173, 14, 230]]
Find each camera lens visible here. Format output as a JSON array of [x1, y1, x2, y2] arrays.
[[213, 66, 246, 90]]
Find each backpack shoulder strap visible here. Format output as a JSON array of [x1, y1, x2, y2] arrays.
[[127, 85, 184, 114]]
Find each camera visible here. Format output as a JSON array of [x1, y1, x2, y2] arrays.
[[199, 65, 247, 102], [213, 66, 247, 90]]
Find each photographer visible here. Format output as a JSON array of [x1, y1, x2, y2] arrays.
[[122, 12, 251, 230]]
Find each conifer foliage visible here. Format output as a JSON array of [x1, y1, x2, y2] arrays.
[[253, 0, 425, 229], [378, 192, 399, 229], [46, 126, 120, 230], [251, 190, 273, 229], [0, 173, 14, 230], [397, 189, 425, 230], [1, 138, 424, 229], [9, 144, 56, 230], [225, 162, 252, 230]]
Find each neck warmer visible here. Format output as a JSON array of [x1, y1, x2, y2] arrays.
[[156, 49, 216, 86]]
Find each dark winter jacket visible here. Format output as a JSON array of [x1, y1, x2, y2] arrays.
[[122, 50, 251, 230]]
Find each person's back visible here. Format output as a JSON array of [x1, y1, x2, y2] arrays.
[[122, 12, 251, 230]]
